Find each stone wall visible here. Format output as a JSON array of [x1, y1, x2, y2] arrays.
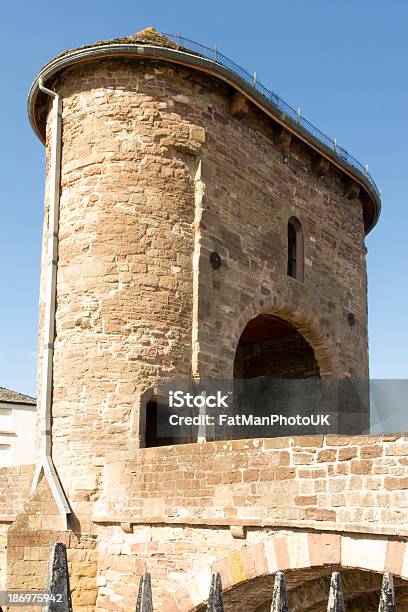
[[92, 528, 408, 611], [0, 524, 9, 589], [189, 68, 368, 381], [34, 57, 369, 517], [2, 437, 408, 608], [0, 465, 34, 588], [40, 59, 202, 510], [90, 434, 408, 607], [6, 477, 97, 611], [96, 435, 408, 536]]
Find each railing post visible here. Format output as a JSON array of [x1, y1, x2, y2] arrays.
[[136, 572, 153, 612], [214, 44, 217, 63], [207, 573, 224, 611], [327, 572, 344, 612], [44, 543, 72, 612], [271, 571, 289, 612], [297, 108, 301, 124], [253, 72, 257, 87], [378, 572, 396, 612]]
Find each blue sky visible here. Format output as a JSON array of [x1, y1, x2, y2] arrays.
[[1, 0, 407, 395]]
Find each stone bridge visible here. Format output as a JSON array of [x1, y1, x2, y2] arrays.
[[1, 434, 408, 610]]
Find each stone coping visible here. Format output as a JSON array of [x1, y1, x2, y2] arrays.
[[91, 516, 408, 538], [108, 433, 408, 461]]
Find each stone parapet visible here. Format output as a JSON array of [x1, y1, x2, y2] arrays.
[[96, 435, 408, 536]]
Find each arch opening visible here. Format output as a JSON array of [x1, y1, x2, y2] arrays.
[[232, 313, 369, 435], [234, 314, 320, 380], [194, 568, 408, 612], [231, 314, 326, 438]]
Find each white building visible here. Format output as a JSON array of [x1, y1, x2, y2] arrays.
[[0, 387, 36, 467]]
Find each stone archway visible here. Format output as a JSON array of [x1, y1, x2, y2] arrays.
[[252, 570, 408, 612], [230, 296, 337, 379], [233, 314, 320, 380], [163, 531, 408, 611], [231, 308, 330, 439]]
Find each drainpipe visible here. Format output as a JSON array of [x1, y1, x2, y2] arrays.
[[30, 78, 71, 529]]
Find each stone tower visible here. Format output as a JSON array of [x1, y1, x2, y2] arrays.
[[28, 28, 378, 486], [3, 27, 407, 611]]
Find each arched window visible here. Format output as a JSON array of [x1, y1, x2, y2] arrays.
[[287, 217, 304, 281]]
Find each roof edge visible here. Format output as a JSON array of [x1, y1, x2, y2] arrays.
[[27, 42, 381, 234]]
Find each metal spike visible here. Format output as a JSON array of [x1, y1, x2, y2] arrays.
[[207, 573, 224, 612], [327, 572, 344, 612], [136, 572, 153, 612], [271, 571, 289, 612], [378, 572, 396, 612], [44, 543, 72, 612]]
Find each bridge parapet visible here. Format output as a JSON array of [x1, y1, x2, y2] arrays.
[[96, 434, 408, 537]]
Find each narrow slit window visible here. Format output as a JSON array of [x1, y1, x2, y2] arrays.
[[287, 217, 304, 281]]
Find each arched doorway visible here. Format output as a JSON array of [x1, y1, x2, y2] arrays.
[[232, 314, 369, 436], [198, 569, 408, 611], [233, 314, 320, 380], [231, 314, 324, 439]]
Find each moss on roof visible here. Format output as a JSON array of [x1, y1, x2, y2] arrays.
[[55, 27, 186, 60]]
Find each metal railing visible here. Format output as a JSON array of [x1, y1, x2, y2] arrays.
[[163, 33, 380, 200]]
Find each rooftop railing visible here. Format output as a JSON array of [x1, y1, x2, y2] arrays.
[[163, 33, 380, 200]]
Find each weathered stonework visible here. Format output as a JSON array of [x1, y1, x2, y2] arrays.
[[35, 54, 370, 503], [0, 28, 402, 610], [95, 435, 408, 535], [4, 436, 408, 609]]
